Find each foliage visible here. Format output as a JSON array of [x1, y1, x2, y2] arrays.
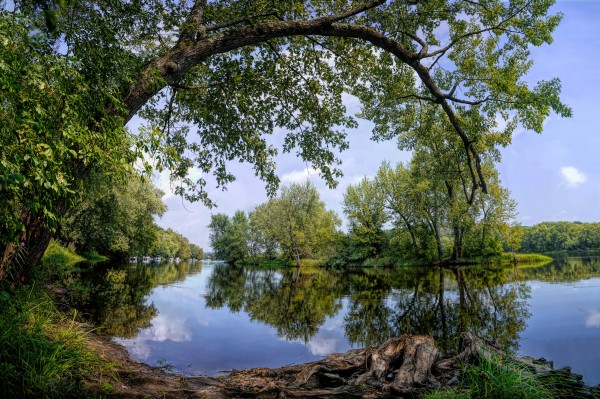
[[60, 171, 166, 258], [0, 10, 130, 274], [208, 182, 341, 265], [520, 222, 600, 254], [1, 0, 570, 278], [0, 286, 114, 398], [339, 155, 516, 265], [343, 178, 388, 264], [259, 181, 341, 264]]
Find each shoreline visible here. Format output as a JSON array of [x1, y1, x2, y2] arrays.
[[80, 326, 600, 399]]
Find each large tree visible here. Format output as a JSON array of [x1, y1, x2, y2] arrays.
[[1, 0, 570, 278], [251, 181, 341, 266]]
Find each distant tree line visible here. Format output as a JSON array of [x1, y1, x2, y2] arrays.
[[519, 222, 600, 254], [209, 164, 518, 267]]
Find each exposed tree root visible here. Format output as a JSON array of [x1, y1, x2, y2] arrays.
[[85, 331, 596, 398]]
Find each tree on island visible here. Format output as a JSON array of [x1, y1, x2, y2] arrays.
[[1, 0, 570, 279]]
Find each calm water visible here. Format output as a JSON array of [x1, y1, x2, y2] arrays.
[[70, 257, 600, 384]]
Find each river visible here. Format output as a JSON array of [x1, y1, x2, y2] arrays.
[[67, 256, 600, 384]]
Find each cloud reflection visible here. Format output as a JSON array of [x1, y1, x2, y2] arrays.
[[581, 309, 600, 328]]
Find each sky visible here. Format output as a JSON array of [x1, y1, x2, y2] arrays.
[[137, 1, 600, 250]]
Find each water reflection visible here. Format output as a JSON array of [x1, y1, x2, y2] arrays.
[[69, 257, 600, 382], [67, 261, 203, 337], [203, 264, 531, 354], [205, 266, 343, 342]]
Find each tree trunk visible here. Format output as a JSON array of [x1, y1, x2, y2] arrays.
[[451, 226, 463, 261], [432, 222, 444, 260], [0, 211, 54, 283], [400, 214, 419, 254]]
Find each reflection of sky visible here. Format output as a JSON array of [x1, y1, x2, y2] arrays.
[[518, 277, 600, 385], [115, 262, 600, 385], [117, 264, 354, 375]]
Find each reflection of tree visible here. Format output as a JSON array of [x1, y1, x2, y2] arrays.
[[517, 257, 600, 283], [69, 261, 203, 338], [205, 264, 342, 341], [150, 261, 204, 286], [343, 266, 531, 354]]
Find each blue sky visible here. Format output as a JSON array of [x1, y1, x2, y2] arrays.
[[148, 1, 600, 250]]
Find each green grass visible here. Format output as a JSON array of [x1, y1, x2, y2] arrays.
[[501, 253, 553, 264], [42, 241, 85, 270], [424, 355, 554, 399], [82, 251, 108, 262], [0, 285, 115, 398]]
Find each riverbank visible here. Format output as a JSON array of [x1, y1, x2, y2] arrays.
[[2, 281, 599, 398], [50, 321, 600, 398]]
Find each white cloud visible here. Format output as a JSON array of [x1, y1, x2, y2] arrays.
[[560, 166, 587, 187], [281, 167, 320, 183]]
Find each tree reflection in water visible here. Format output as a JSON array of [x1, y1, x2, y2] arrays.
[[66, 261, 203, 338], [204, 263, 531, 352], [205, 265, 343, 341]]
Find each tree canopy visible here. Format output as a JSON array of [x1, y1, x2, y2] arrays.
[[1, 0, 570, 276], [208, 181, 340, 265]]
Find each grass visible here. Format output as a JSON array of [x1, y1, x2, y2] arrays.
[[41, 240, 85, 271], [423, 355, 554, 399], [0, 285, 115, 398], [82, 251, 108, 262], [501, 253, 553, 264]]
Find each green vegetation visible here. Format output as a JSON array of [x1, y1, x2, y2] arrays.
[[59, 171, 166, 259], [501, 253, 553, 264], [519, 222, 600, 254], [82, 252, 108, 262], [209, 181, 340, 266], [424, 356, 553, 399], [336, 156, 516, 266], [40, 241, 85, 273], [1, 0, 569, 281], [0, 286, 114, 398]]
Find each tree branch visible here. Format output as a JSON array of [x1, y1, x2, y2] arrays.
[[125, 13, 488, 196], [423, 1, 532, 59], [179, 0, 207, 42], [205, 12, 281, 33]]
